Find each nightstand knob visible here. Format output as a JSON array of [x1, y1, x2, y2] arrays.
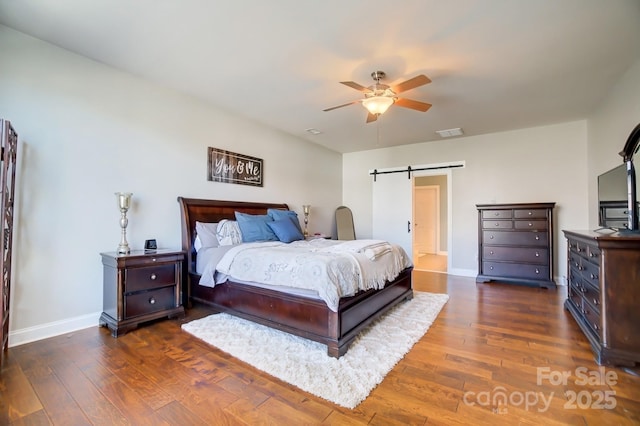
[[535, 236, 540, 240], [528, 211, 532, 216], [152, 258, 157, 262], [149, 297, 156, 305], [535, 252, 539, 257], [150, 273, 157, 280], [528, 223, 533, 227], [535, 268, 540, 274]]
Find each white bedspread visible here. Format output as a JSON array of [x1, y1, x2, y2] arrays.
[[199, 239, 412, 312]]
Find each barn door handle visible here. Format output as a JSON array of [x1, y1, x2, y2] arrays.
[[408, 221, 411, 233]]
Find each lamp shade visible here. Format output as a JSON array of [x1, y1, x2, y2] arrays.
[[362, 96, 394, 115]]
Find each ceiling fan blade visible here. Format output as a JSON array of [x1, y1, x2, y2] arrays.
[[366, 112, 378, 123], [323, 100, 360, 112], [340, 81, 372, 92], [395, 97, 432, 112], [393, 75, 431, 93]]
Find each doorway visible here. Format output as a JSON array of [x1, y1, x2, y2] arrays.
[[413, 175, 448, 273]]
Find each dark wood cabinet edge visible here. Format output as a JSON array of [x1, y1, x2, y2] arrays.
[[476, 274, 556, 289], [100, 307, 185, 337], [564, 299, 638, 367]]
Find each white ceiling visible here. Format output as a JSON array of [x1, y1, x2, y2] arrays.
[[1, 0, 639, 153]]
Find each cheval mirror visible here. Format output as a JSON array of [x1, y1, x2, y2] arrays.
[[335, 206, 356, 240]]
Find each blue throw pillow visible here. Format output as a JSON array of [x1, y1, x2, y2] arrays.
[[267, 219, 305, 243], [267, 209, 303, 233], [234, 212, 278, 242]]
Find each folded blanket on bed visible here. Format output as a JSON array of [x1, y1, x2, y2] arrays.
[[364, 243, 393, 260], [322, 239, 393, 260]]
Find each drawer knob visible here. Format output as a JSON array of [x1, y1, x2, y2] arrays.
[[535, 236, 540, 240], [489, 250, 494, 255], [150, 273, 157, 280], [528, 211, 532, 216], [495, 222, 500, 226], [494, 212, 499, 216], [535, 252, 539, 257], [535, 268, 540, 274], [593, 322, 599, 330], [580, 286, 587, 294], [592, 298, 599, 305], [582, 308, 588, 315], [589, 252, 596, 258], [149, 297, 156, 305], [490, 235, 494, 239], [152, 258, 157, 262], [528, 222, 533, 227], [590, 273, 597, 280], [489, 266, 494, 270]]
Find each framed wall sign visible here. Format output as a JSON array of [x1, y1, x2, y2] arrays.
[[207, 147, 263, 187]]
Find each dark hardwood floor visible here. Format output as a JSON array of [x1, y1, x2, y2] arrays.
[[1, 271, 639, 425]]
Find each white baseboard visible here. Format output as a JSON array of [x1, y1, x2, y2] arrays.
[[437, 251, 448, 256], [447, 268, 476, 278], [8, 311, 102, 348]]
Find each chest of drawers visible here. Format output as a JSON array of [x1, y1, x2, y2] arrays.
[[100, 249, 185, 337], [564, 230, 640, 367], [476, 203, 555, 288]]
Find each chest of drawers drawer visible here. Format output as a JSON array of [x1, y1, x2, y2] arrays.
[[514, 220, 548, 230], [482, 246, 548, 264], [482, 230, 548, 246], [482, 261, 549, 281]]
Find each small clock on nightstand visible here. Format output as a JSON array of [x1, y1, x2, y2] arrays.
[[99, 249, 186, 337]]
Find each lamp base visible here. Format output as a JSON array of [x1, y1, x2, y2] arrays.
[[117, 244, 130, 255]]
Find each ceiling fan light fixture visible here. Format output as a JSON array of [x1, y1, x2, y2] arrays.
[[362, 96, 395, 115]]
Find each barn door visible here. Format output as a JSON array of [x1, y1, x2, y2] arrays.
[[372, 172, 413, 258], [0, 120, 17, 367]]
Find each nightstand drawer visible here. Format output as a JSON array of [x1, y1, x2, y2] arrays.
[[126, 264, 176, 292], [125, 286, 176, 318]]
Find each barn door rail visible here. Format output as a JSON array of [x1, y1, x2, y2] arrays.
[[369, 161, 465, 182]]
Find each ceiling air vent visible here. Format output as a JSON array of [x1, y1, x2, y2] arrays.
[[436, 128, 464, 138]]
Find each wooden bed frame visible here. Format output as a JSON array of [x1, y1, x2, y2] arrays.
[[177, 197, 413, 358]]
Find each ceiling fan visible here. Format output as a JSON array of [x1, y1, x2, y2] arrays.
[[323, 71, 432, 123]]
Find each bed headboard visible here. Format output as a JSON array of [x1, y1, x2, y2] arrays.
[[177, 197, 289, 274]]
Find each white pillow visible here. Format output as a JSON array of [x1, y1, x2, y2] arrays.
[[216, 219, 243, 246], [195, 221, 219, 251]]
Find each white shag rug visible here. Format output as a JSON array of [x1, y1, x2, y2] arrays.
[[181, 291, 449, 409]]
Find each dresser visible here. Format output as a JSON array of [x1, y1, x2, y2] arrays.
[[100, 249, 185, 337], [476, 203, 555, 288], [563, 230, 640, 366]]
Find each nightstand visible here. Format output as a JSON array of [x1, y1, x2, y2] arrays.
[[99, 249, 185, 337]]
